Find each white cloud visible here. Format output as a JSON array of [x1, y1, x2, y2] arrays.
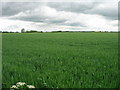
[[0, 18, 46, 32]]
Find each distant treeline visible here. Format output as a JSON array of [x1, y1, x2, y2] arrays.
[[1, 30, 43, 33], [0, 30, 118, 33]]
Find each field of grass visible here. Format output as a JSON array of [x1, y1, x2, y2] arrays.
[[2, 32, 118, 88]]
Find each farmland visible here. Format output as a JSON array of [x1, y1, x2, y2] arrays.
[[2, 32, 118, 88]]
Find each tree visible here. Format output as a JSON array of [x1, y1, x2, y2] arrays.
[[21, 28, 25, 33]]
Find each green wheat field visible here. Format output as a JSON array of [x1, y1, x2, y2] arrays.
[[2, 32, 118, 88]]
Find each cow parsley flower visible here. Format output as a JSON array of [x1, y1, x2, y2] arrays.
[[27, 85, 35, 88], [10, 85, 18, 89], [16, 82, 26, 87], [10, 82, 35, 89]]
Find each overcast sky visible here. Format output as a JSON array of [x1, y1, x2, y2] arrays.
[[0, 0, 118, 32]]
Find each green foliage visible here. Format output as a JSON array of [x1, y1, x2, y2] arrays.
[[2, 32, 118, 88]]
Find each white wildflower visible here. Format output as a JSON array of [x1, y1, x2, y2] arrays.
[[16, 82, 26, 87], [10, 85, 18, 89], [27, 85, 35, 88]]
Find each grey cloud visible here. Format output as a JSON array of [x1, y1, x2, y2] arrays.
[[1, 2, 118, 27], [47, 2, 117, 20], [2, 2, 117, 20], [48, 19, 67, 24], [47, 19, 86, 27], [47, 2, 97, 13], [2, 2, 44, 16], [66, 23, 86, 27], [11, 17, 45, 22], [83, 3, 118, 20]]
